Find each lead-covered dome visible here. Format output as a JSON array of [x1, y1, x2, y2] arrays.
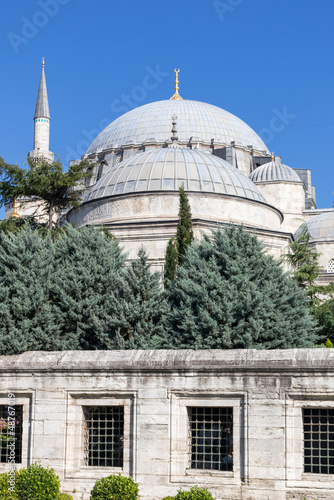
[[250, 159, 301, 183], [84, 147, 266, 203], [295, 211, 334, 241], [86, 100, 269, 155]]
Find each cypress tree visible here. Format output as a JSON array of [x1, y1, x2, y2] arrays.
[[165, 226, 319, 349], [164, 186, 194, 284], [106, 247, 168, 349], [164, 237, 178, 287], [177, 186, 194, 262], [0, 227, 62, 354]]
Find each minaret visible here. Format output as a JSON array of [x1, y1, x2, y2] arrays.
[[28, 58, 54, 163]]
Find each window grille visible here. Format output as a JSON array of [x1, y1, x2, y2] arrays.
[[115, 153, 123, 165], [328, 259, 334, 273], [188, 407, 233, 471], [0, 405, 23, 464], [84, 406, 124, 467], [303, 408, 334, 474]]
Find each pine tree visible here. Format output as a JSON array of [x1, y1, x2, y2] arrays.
[[0, 227, 63, 354], [165, 226, 319, 349], [106, 247, 168, 349], [164, 186, 194, 284], [0, 156, 93, 229], [52, 225, 126, 349]]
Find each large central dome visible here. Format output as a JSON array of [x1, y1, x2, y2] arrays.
[[86, 100, 269, 155]]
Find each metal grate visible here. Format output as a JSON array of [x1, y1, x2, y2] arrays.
[[84, 406, 124, 467], [189, 407, 233, 471], [0, 405, 23, 464], [328, 259, 334, 273], [303, 408, 334, 474]]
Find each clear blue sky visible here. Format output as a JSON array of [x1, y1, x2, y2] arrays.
[[1, 0, 334, 220]]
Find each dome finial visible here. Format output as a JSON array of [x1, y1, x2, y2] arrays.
[[10, 198, 20, 219], [170, 68, 183, 100], [169, 114, 180, 147], [271, 151, 275, 162]]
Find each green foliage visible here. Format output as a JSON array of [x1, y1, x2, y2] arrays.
[[164, 238, 178, 287], [283, 226, 321, 297], [174, 485, 215, 500], [49, 225, 126, 350], [0, 156, 94, 229], [161, 497, 175, 500], [90, 473, 139, 500], [57, 494, 74, 500], [105, 247, 168, 349], [176, 186, 194, 262], [165, 226, 319, 349], [15, 463, 60, 500], [0, 225, 126, 353], [0, 226, 61, 354], [312, 295, 334, 345], [164, 187, 193, 285], [0, 217, 29, 243], [0, 472, 18, 499]]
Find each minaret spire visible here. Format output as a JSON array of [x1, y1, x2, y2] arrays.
[[34, 57, 50, 121], [28, 58, 54, 163]]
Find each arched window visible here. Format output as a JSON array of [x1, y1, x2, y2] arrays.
[[328, 259, 334, 273]]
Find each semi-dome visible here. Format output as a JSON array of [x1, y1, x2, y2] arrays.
[[84, 147, 266, 203], [86, 100, 269, 155], [250, 159, 301, 183], [295, 210, 334, 241]]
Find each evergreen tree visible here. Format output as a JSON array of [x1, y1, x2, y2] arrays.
[[177, 186, 194, 262], [0, 227, 63, 354], [312, 293, 334, 344], [106, 247, 168, 349], [0, 156, 93, 229], [165, 226, 319, 349], [283, 226, 321, 297], [52, 225, 126, 349], [164, 186, 194, 284], [164, 238, 178, 287]]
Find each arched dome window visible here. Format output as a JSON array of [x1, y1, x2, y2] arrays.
[[328, 259, 334, 273]]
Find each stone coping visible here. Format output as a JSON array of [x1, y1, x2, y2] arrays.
[[0, 349, 333, 373]]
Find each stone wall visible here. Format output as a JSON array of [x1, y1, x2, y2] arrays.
[[0, 349, 334, 500]]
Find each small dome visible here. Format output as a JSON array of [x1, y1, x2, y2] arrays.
[[86, 100, 269, 155], [250, 159, 301, 183], [84, 148, 266, 203], [295, 211, 334, 241]]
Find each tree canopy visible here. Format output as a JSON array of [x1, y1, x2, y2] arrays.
[[165, 226, 319, 349], [0, 157, 93, 228], [0, 223, 320, 354]]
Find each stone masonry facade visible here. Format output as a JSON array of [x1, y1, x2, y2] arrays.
[[0, 349, 334, 500]]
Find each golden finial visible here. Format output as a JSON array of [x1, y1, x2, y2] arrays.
[[271, 152, 275, 162], [170, 68, 183, 100], [10, 198, 20, 219], [42, 57, 45, 69]]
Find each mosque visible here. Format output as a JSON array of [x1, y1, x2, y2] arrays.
[[2, 62, 334, 500], [7, 62, 334, 283]]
